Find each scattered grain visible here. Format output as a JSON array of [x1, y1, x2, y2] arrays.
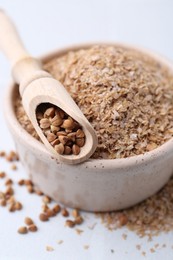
[[8, 203, 15, 212], [18, 226, 28, 234], [39, 213, 49, 222], [35, 190, 44, 196], [46, 246, 54, 252], [118, 213, 128, 226], [57, 240, 63, 244], [27, 185, 34, 193], [11, 164, 17, 170], [7, 196, 15, 204], [42, 195, 51, 204], [83, 245, 89, 250], [6, 151, 19, 162], [75, 228, 84, 235], [24, 217, 34, 226], [18, 179, 25, 186], [0, 191, 4, 199], [0, 151, 6, 157], [46, 209, 56, 218], [0, 199, 6, 207], [150, 248, 155, 253], [154, 243, 159, 249], [0, 172, 6, 178], [87, 223, 97, 230], [65, 219, 75, 228], [122, 233, 127, 240], [15, 201, 23, 210], [24, 180, 33, 186], [99, 176, 173, 237], [42, 204, 49, 213], [28, 224, 38, 232], [136, 245, 141, 250], [5, 178, 13, 186], [72, 209, 79, 218], [61, 208, 69, 217], [52, 204, 61, 214], [74, 216, 84, 225], [5, 187, 14, 196]]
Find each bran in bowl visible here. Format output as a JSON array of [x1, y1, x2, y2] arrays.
[[15, 45, 173, 158]]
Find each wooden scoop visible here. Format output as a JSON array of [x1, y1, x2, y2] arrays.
[[0, 10, 98, 164]]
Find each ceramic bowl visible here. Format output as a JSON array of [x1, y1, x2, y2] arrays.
[[4, 43, 173, 212]]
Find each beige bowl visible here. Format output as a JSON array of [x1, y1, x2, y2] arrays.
[[4, 43, 173, 212]]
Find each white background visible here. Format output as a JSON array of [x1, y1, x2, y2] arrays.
[[0, 0, 173, 259]]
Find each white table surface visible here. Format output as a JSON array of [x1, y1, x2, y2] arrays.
[[0, 0, 173, 259]]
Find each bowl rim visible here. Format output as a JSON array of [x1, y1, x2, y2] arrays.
[[4, 42, 173, 168]]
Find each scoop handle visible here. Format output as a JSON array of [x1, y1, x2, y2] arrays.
[[0, 10, 49, 95], [0, 9, 29, 65]]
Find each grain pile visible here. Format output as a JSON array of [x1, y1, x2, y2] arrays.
[[37, 104, 85, 155], [99, 176, 173, 237], [15, 45, 173, 159]]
